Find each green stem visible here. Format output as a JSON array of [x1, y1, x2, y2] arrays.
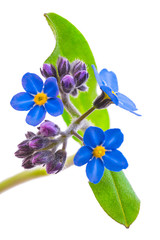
[[0, 155, 74, 194], [71, 130, 83, 142]]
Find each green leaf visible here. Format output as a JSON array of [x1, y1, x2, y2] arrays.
[[89, 169, 140, 228], [44, 12, 109, 131]]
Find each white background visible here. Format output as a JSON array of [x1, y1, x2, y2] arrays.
[[0, 0, 160, 239]]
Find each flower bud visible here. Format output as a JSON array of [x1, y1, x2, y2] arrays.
[[29, 136, 50, 150], [32, 151, 52, 165], [71, 60, 86, 75], [46, 150, 67, 174], [40, 64, 57, 79], [18, 140, 29, 150], [77, 85, 88, 92], [15, 148, 34, 158], [74, 70, 89, 87], [22, 156, 34, 169], [57, 57, 70, 77], [61, 75, 75, 93], [71, 89, 78, 97], [25, 131, 36, 139], [38, 120, 60, 137]]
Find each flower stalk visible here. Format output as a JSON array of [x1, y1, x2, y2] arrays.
[[0, 155, 74, 194]]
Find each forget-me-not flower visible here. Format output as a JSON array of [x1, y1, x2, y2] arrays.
[[92, 65, 140, 116], [74, 126, 128, 184], [10, 73, 63, 126]]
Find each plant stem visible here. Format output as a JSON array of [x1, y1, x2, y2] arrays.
[[71, 130, 83, 142], [0, 155, 74, 194], [73, 106, 96, 125]]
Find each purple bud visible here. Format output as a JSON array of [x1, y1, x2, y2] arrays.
[[71, 89, 78, 97], [25, 131, 36, 139], [32, 151, 52, 165], [61, 75, 75, 93], [15, 148, 34, 158], [18, 140, 29, 150], [77, 85, 88, 92], [74, 70, 89, 87], [40, 64, 57, 79], [71, 60, 86, 75], [57, 57, 70, 77], [39, 120, 60, 137], [22, 156, 35, 169], [46, 150, 67, 174], [29, 136, 50, 150]]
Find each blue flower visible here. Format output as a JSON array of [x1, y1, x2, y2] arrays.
[[10, 73, 63, 126], [74, 126, 128, 184], [92, 65, 140, 116]]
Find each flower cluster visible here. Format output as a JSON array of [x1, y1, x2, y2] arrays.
[[74, 126, 128, 183], [11, 56, 140, 184], [10, 57, 89, 126], [15, 120, 66, 174]]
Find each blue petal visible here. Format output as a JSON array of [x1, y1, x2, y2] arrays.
[[26, 105, 46, 126], [86, 157, 104, 184], [22, 73, 43, 95], [116, 92, 137, 110], [101, 86, 119, 105], [74, 146, 93, 166], [10, 92, 34, 111], [99, 69, 119, 92], [83, 126, 105, 148], [91, 65, 103, 87], [43, 77, 59, 98], [45, 98, 63, 116], [103, 128, 124, 150], [116, 92, 141, 116], [103, 150, 128, 172]]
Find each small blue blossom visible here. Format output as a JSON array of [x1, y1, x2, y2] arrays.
[[74, 126, 128, 184], [92, 65, 140, 116], [10, 73, 63, 126]]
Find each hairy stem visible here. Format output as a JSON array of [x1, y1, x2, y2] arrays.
[[71, 130, 83, 142], [0, 155, 74, 194]]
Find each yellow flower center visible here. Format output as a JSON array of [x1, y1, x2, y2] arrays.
[[93, 146, 106, 158], [34, 93, 48, 106], [104, 91, 116, 100]]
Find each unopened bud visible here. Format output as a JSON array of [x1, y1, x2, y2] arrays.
[[71, 60, 86, 75], [61, 75, 75, 93], [38, 120, 60, 137], [22, 156, 34, 169], [57, 57, 70, 77], [29, 136, 50, 150], [25, 131, 36, 139], [15, 148, 34, 158], [71, 89, 78, 97], [18, 140, 29, 150], [77, 85, 88, 92], [46, 150, 67, 174], [32, 151, 52, 165], [40, 64, 57, 79], [74, 70, 89, 87]]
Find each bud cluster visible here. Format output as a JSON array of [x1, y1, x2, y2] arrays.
[[15, 120, 67, 174], [40, 57, 89, 97]]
